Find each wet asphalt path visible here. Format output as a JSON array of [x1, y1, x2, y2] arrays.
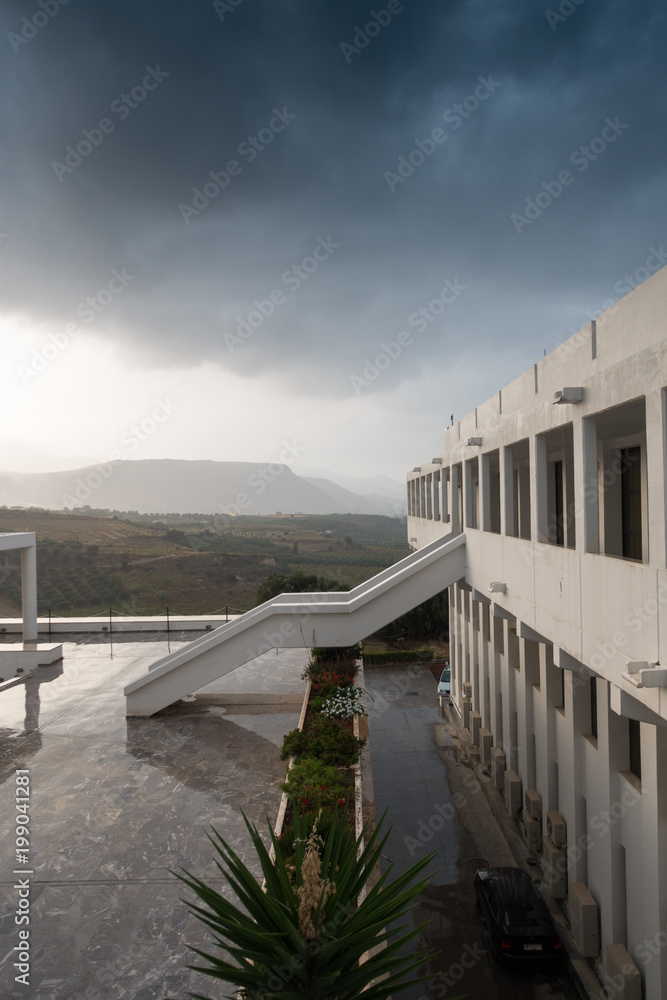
[[364, 665, 581, 1000]]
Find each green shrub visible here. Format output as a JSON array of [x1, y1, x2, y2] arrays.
[[172, 809, 438, 1000], [280, 716, 365, 767], [280, 759, 352, 812], [309, 670, 355, 699], [311, 643, 361, 665], [362, 648, 434, 665]]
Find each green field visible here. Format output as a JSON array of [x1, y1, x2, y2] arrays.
[[0, 509, 409, 616]]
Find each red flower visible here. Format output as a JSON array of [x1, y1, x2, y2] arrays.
[[337, 798, 345, 805]]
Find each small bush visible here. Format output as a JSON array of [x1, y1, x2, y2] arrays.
[[305, 658, 358, 682], [311, 644, 361, 666], [308, 670, 355, 698], [280, 716, 365, 767], [362, 648, 434, 665], [280, 759, 352, 812]]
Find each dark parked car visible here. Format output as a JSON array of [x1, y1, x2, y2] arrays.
[[474, 867, 562, 962]]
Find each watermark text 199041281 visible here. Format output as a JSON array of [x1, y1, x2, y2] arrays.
[[14, 769, 32, 987]]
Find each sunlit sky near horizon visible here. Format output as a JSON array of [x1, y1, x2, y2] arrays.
[[1, 0, 666, 480]]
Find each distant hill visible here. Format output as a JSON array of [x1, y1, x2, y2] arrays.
[[0, 459, 406, 516], [296, 466, 406, 501]]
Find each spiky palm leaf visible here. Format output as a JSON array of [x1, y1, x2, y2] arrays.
[[170, 807, 440, 1000]]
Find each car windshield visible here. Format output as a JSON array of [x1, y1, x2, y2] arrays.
[[440, 669, 450, 682], [504, 902, 550, 928]]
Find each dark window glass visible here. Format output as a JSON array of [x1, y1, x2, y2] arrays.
[[621, 447, 642, 561], [590, 677, 598, 739], [629, 719, 642, 780], [554, 460, 564, 547]]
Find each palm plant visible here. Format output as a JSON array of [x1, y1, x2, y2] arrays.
[[171, 807, 438, 1000]]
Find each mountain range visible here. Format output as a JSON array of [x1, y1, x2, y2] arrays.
[[0, 459, 406, 517]]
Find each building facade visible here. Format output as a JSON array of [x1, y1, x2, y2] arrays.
[[407, 264, 667, 998]]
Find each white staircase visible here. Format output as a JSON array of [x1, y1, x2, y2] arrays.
[[124, 532, 466, 716]]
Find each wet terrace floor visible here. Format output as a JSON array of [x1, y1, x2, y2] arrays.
[[0, 635, 308, 1000]]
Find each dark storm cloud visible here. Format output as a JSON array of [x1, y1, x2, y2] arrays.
[[2, 0, 666, 397]]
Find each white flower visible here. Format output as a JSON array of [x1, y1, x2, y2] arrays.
[[320, 686, 368, 720]]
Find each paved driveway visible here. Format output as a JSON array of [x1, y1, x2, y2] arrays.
[[364, 664, 580, 1000]]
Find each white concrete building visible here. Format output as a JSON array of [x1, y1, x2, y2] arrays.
[[407, 264, 667, 998]]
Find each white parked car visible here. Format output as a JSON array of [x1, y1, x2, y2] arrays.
[[437, 663, 451, 698]]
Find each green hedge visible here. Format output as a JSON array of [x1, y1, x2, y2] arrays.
[[362, 648, 434, 665]]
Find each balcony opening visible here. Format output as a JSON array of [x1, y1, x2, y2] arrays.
[[425, 472, 433, 520], [595, 398, 647, 562], [442, 468, 450, 523], [488, 449, 501, 533], [540, 424, 575, 548], [505, 439, 531, 539]]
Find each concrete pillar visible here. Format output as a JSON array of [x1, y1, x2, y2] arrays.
[[560, 663, 588, 885], [537, 645, 560, 816], [463, 459, 473, 528], [501, 444, 515, 536], [21, 541, 38, 643], [450, 464, 460, 534], [531, 433, 548, 543], [645, 388, 666, 567], [573, 415, 599, 554], [480, 450, 491, 531], [636, 724, 667, 1000]]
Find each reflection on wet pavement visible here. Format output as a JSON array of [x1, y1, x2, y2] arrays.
[[365, 664, 580, 1000], [0, 635, 308, 1000]]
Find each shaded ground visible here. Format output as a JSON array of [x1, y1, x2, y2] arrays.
[[364, 664, 580, 1000]]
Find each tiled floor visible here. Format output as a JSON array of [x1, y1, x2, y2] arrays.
[[0, 635, 308, 1000]]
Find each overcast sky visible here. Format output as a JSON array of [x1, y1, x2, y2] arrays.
[[1, 0, 665, 480]]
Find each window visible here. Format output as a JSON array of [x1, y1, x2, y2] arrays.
[[621, 447, 642, 560], [553, 460, 564, 546], [629, 719, 641, 780], [590, 678, 598, 739]]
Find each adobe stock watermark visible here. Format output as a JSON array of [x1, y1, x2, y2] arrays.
[[7, 0, 71, 54], [349, 277, 468, 393], [511, 116, 629, 234], [545, 0, 586, 31], [223, 237, 340, 352], [212, 0, 244, 20], [218, 439, 307, 522], [384, 75, 502, 192], [339, 1, 415, 63], [178, 107, 296, 224], [522, 448, 641, 565], [242, 590, 334, 662], [51, 66, 169, 182], [550, 243, 667, 363], [17, 267, 135, 385], [60, 397, 179, 507], [420, 940, 486, 998], [403, 785, 479, 858], [544, 785, 642, 884]]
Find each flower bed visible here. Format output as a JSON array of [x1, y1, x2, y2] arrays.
[[275, 646, 366, 865]]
